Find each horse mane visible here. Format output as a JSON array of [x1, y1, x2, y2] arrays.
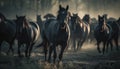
[[23, 19, 29, 28]]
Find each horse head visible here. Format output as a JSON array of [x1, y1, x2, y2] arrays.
[[16, 15, 29, 34], [98, 15, 107, 32], [57, 5, 69, 30], [82, 14, 91, 24], [70, 13, 82, 30]]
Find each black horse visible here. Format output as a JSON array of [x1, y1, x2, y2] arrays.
[[40, 5, 70, 63], [94, 15, 112, 54], [105, 15, 119, 52], [16, 16, 40, 57], [0, 13, 16, 54]]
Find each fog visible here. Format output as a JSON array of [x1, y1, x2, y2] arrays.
[[0, 0, 119, 21]]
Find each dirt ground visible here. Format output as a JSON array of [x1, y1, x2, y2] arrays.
[[0, 41, 120, 69]]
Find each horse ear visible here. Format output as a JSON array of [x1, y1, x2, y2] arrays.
[[66, 5, 69, 11], [98, 15, 100, 18], [59, 4, 62, 10]]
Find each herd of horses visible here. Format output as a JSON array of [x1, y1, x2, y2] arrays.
[[0, 5, 120, 64]]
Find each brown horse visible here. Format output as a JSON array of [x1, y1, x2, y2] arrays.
[[94, 15, 112, 54], [69, 13, 90, 51], [16, 16, 40, 57]]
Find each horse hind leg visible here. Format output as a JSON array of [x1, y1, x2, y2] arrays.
[[7, 41, 14, 55], [18, 42, 22, 57]]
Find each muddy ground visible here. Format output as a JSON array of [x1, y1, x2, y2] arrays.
[[0, 41, 120, 69]]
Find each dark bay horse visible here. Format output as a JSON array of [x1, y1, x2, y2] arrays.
[[69, 13, 90, 51], [0, 13, 16, 54], [40, 5, 70, 63], [16, 16, 40, 57], [94, 15, 112, 54], [82, 14, 93, 42]]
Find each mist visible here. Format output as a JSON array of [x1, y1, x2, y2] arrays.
[[0, 0, 119, 21]]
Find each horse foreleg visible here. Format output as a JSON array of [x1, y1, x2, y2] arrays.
[[103, 41, 106, 54], [97, 41, 101, 53], [28, 43, 35, 57], [59, 42, 66, 63], [106, 41, 109, 53], [53, 46, 57, 64], [48, 45, 53, 63]]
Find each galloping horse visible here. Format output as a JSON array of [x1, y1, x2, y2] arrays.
[[105, 15, 119, 52], [69, 13, 90, 51], [0, 13, 16, 54], [40, 5, 70, 63], [16, 16, 40, 57], [94, 15, 112, 54], [82, 14, 92, 42]]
